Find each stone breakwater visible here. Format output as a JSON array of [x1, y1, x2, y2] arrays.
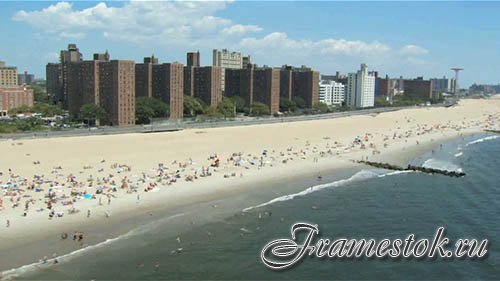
[[355, 160, 466, 178]]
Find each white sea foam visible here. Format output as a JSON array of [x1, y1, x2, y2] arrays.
[[1, 212, 186, 280], [242, 169, 409, 212], [465, 135, 499, 147], [422, 158, 463, 173], [377, 170, 413, 177], [454, 152, 463, 158]]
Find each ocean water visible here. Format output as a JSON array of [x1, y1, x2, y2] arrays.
[[17, 134, 500, 280]]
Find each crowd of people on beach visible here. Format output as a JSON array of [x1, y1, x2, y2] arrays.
[[0, 111, 499, 228], [0, 108, 499, 271]]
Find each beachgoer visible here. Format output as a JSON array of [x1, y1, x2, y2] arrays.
[[6, 219, 10, 228], [87, 210, 91, 218]]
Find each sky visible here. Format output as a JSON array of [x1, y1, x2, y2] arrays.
[[1, 1, 499, 87]]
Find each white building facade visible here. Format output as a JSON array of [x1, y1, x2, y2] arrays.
[[319, 80, 345, 106], [346, 64, 375, 108], [213, 49, 244, 90]]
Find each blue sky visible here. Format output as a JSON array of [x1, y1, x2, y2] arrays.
[[1, 1, 499, 87]]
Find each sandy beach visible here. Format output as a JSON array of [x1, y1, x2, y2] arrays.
[[1, 97, 500, 275]]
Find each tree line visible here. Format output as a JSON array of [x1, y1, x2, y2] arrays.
[[3, 86, 337, 132]]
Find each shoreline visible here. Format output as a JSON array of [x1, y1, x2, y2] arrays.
[[0, 98, 499, 276], [0, 129, 483, 276]]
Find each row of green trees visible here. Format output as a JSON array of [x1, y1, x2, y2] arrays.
[[134, 96, 237, 124], [134, 96, 265, 124], [8, 103, 63, 117], [135, 97, 170, 124], [184, 95, 334, 119], [0, 118, 45, 133], [29, 84, 50, 104], [80, 96, 336, 124], [3, 93, 347, 132], [202, 98, 271, 119], [79, 104, 106, 126], [375, 95, 445, 107]]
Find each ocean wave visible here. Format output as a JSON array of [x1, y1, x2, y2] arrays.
[[454, 152, 463, 158], [377, 170, 414, 177], [1, 212, 186, 280], [242, 169, 409, 212], [465, 135, 499, 147], [422, 158, 463, 173]]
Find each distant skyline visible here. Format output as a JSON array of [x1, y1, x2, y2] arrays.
[[1, 1, 499, 87]]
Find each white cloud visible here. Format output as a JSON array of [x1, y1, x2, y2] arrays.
[[13, 1, 233, 46], [319, 39, 390, 55], [240, 33, 309, 52], [14, 1, 432, 76], [235, 32, 434, 76], [239, 32, 390, 57], [400, 44, 429, 55], [13, 2, 107, 31], [221, 24, 262, 35]]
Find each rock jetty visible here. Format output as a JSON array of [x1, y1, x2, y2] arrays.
[[356, 160, 466, 177]]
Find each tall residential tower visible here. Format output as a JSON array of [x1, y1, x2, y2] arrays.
[[346, 64, 375, 108], [213, 49, 245, 91], [99, 60, 136, 127]]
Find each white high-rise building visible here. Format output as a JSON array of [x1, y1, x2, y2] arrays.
[[346, 64, 375, 108], [213, 49, 244, 90], [319, 80, 345, 106]]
